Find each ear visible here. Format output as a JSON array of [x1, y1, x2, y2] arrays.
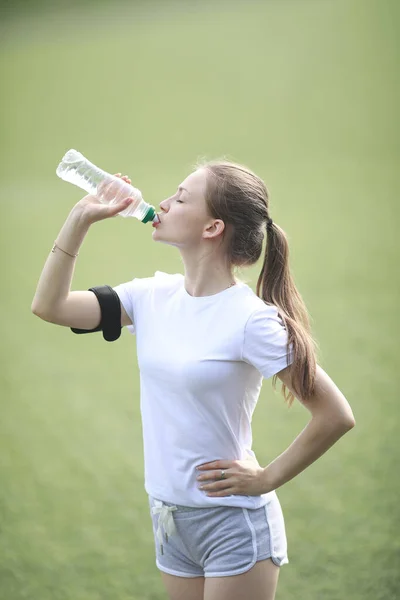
[[203, 219, 225, 239]]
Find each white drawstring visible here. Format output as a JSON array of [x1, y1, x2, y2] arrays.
[[151, 500, 177, 555]]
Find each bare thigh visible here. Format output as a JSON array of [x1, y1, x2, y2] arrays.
[[204, 558, 280, 600], [160, 573, 205, 600]]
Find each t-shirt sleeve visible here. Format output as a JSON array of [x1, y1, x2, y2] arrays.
[[242, 305, 293, 379], [113, 276, 154, 335]]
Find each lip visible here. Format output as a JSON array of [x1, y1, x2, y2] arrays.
[[152, 213, 162, 227]]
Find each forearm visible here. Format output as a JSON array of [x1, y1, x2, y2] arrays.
[[31, 207, 90, 315], [262, 416, 354, 492]]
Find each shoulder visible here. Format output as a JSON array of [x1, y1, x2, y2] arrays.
[[238, 287, 292, 376], [113, 271, 183, 302], [235, 282, 282, 324], [153, 270, 184, 288], [117, 271, 183, 291], [234, 285, 286, 339], [246, 303, 284, 329]]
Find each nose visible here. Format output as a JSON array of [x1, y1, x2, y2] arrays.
[[159, 198, 170, 213]]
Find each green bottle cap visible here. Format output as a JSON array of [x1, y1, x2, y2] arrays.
[[142, 205, 156, 224]]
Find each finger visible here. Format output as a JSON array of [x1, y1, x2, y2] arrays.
[[196, 460, 234, 471], [199, 479, 232, 492], [113, 173, 122, 178], [197, 469, 230, 482], [108, 197, 132, 215]]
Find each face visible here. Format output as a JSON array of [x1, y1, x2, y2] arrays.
[[152, 168, 225, 248]]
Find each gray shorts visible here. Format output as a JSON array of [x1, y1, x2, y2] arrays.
[[148, 493, 289, 578]]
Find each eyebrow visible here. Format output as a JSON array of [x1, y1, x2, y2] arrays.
[[178, 186, 191, 195]]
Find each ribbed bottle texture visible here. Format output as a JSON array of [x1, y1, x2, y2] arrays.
[[56, 149, 158, 223]]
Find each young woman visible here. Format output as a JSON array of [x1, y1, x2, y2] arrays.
[[32, 160, 355, 600]]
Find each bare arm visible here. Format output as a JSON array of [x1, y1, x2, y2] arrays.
[[195, 365, 356, 498], [31, 175, 134, 328], [260, 365, 356, 491]]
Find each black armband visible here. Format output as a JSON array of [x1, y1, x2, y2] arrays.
[[71, 285, 122, 342]]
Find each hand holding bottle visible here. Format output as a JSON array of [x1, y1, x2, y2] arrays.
[[74, 174, 134, 225], [56, 149, 158, 224]]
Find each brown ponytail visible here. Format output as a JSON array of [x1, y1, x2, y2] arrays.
[[198, 159, 317, 405], [256, 221, 317, 405]]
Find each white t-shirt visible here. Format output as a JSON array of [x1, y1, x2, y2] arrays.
[[114, 271, 292, 509]]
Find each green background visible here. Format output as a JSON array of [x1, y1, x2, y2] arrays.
[[1, 0, 399, 598]]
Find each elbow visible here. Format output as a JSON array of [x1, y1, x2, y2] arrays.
[[31, 301, 51, 321], [31, 301, 66, 326], [335, 411, 356, 434], [341, 416, 356, 432], [31, 300, 42, 317], [314, 410, 356, 436], [31, 299, 44, 318], [342, 404, 356, 432]]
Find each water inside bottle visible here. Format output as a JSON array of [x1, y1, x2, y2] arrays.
[[56, 148, 158, 222], [56, 150, 99, 196]]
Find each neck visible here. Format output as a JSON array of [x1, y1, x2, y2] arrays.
[[180, 248, 235, 297]]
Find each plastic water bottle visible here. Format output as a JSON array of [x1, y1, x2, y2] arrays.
[[56, 149, 159, 224]]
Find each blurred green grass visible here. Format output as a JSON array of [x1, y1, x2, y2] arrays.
[[0, 0, 399, 598]]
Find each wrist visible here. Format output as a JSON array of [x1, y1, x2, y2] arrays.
[[260, 466, 275, 494], [69, 204, 92, 229], [54, 207, 91, 257]]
